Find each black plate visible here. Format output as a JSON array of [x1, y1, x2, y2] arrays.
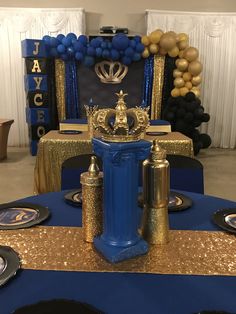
[[59, 130, 82, 135], [12, 299, 103, 314], [0, 246, 20, 287], [212, 208, 236, 234], [64, 189, 82, 207], [138, 191, 192, 212], [146, 131, 168, 136], [0, 202, 50, 230]]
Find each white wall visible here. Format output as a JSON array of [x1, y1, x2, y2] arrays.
[[1, 0, 236, 34]]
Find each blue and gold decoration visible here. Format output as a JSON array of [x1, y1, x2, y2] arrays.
[[92, 91, 151, 263]]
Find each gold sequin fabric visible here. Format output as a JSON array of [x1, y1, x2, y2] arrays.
[[151, 55, 165, 120], [34, 131, 93, 194], [55, 59, 66, 121], [34, 131, 193, 194], [1, 227, 236, 276]]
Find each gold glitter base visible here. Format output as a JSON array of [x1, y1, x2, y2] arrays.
[[1, 227, 236, 276]]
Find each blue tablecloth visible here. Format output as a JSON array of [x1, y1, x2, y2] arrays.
[[1, 191, 236, 314]]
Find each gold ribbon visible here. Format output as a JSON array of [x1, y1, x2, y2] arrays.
[[151, 55, 165, 120], [1, 226, 236, 276], [55, 59, 66, 121]]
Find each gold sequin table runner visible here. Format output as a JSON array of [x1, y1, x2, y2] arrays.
[[34, 131, 193, 194], [1, 226, 236, 276]]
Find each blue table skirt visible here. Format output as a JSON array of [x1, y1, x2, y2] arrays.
[[1, 191, 236, 314]]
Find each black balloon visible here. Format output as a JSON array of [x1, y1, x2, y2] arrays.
[[202, 113, 210, 122], [192, 129, 200, 141], [185, 92, 196, 102], [193, 120, 202, 127], [176, 108, 186, 118], [199, 133, 212, 148], [165, 111, 175, 121], [184, 112, 194, 122], [194, 108, 204, 119], [175, 119, 187, 132], [193, 141, 203, 155]]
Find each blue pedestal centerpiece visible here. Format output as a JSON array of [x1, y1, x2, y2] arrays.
[[92, 90, 151, 263], [93, 139, 151, 263]]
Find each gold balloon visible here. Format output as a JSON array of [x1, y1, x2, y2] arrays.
[[178, 50, 184, 58], [185, 81, 193, 89], [159, 47, 167, 55], [188, 61, 202, 76], [142, 47, 150, 58], [171, 88, 180, 97], [180, 87, 189, 96], [141, 35, 150, 46], [182, 72, 192, 81], [178, 40, 189, 50], [191, 87, 201, 97], [183, 47, 199, 62], [168, 46, 179, 57], [149, 30, 163, 44], [173, 69, 183, 78], [174, 77, 185, 88], [177, 33, 189, 42], [191, 75, 202, 86], [166, 31, 177, 37], [160, 34, 176, 50], [149, 43, 159, 54], [176, 58, 189, 71]]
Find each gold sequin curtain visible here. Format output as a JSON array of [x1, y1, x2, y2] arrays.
[[151, 55, 165, 120], [55, 59, 66, 121]]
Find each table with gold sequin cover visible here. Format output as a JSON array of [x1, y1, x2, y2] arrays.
[[0, 190, 236, 314], [34, 130, 193, 194]]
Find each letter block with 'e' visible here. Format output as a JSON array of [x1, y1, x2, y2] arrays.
[[25, 107, 50, 125]]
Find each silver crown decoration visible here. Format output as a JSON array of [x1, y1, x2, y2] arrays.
[[93, 90, 150, 142], [95, 61, 128, 84]]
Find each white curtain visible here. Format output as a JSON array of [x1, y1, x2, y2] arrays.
[[0, 7, 85, 146], [146, 10, 236, 148]]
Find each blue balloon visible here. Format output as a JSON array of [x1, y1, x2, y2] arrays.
[[57, 44, 66, 54], [56, 34, 65, 42], [125, 47, 135, 57], [135, 43, 145, 53], [102, 49, 110, 59], [90, 38, 100, 48], [66, 33, 77, 41], [101, 41, 107, 49], [61, 54, 69, 61], [42, 35, 51, 43], [132, 52, 141, 61], [122, 56, 132, 65], [129, 39, 136, 48], [87, 46, 96, 56], [133, 35, 141, 43], [50, 37, 59, 47], [67, 46, 75, 57], [107, 42, 112, 49], [83, 56, 95, 67], [78, 35, 88, 45], [73, 40, 84, 52], [50, 48, 59, 57], [75, 52, 84, 61], [62, 37, 72, 47], [112, 34, 129, 50], [95, 47, 103, 57], [110, 49, 120, 61]]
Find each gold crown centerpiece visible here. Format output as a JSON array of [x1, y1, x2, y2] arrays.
[[93, 90, 150, 142], [95, 61, 128, 84]]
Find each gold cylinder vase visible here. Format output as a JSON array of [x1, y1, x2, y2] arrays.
[[80, 156, 103, 242], [142, 140, 170, 244]]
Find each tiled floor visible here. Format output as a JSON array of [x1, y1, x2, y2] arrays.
[[0, 147, 236, 203]]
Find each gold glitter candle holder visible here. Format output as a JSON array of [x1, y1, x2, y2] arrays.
[[142, 140, 170, 244], [84, 104, 98, 139], [80, 156, 103, 243]]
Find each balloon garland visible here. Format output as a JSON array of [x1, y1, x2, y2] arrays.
[[141, 30, 202, 98], [42, 33, 145, 67]]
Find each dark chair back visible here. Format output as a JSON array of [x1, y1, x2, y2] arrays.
[[61, 154, 102, 190], [166, 154, 204, 194]]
